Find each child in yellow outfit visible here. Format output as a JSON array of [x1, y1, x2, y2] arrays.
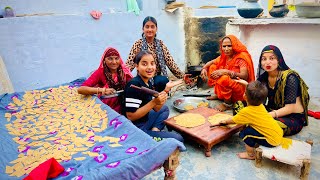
[[216, 80, 291, 160]]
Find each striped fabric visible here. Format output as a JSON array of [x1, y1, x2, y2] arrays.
[[126, 98, 142, 108]]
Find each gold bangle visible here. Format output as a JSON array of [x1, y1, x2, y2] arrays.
[[97, 87, 99, 95]]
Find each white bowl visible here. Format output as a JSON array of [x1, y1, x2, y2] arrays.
[[296, 2, 320, 18]]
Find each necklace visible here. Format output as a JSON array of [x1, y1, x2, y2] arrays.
[[268, 71, 281, 89], [225, 57, 233, 69]]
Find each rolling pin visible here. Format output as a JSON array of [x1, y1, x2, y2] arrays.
[[210, 123, 227, 128], [130, 84, 159, 97]]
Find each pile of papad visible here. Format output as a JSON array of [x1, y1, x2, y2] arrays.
[[208, 113, 236, 128], [174, 113, 206, 128]]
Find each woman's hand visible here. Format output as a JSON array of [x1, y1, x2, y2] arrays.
[[100, 88, 116, 95], [234, 78, 248, 86], [210, 69, 227, 79], [153, 91, 168, 105], [183, 74, 193, 84], [200, 68, 208, 81], [165, 79, 183, 92]]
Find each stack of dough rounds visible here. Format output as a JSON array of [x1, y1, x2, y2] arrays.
[[174, 113, 206, 128], [208, 113, 236, 128]]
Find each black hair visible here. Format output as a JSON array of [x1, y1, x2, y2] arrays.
[[134, 50, 153, 64], [142, 16, 157, 28], [245, 81, 268, 106], [257, 45, 290, 78], [141, 16, 157, 38]]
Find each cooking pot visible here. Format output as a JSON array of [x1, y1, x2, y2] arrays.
[[269, 4, 289, 18], [296, 2, 320, 18], [186, 62, 203, 77]]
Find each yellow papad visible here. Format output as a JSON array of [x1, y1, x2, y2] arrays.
[[174, 113, 206, 128]]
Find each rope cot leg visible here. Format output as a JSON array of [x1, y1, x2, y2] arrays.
[[255, 148, 263, 168], [300, 159, 311, 180], [163, 148, 180, 180]]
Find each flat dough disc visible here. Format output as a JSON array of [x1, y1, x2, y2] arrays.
[[174, 113, 206, 128], [208, 114, 236, 128]]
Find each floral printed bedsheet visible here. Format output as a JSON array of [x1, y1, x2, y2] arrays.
[[0, 79, 185, 180]]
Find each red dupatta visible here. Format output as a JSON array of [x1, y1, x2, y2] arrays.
[[97, 47, 133, 113], [99, 47, 133, 89]]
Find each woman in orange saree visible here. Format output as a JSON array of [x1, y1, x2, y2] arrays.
[[200, 35, 255, 111]]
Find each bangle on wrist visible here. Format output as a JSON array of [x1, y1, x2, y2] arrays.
[[273, 110, 278, 118], [97, 87, 99, 95], [230, 71, 235, 78], [164, 89, 170, 94]]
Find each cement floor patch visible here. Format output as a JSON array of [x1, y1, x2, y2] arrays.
[[143, 86, 320, 180]]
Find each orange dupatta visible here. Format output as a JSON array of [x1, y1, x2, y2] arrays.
[[207, 35, 255, 102], [208, 35, 255, 86]]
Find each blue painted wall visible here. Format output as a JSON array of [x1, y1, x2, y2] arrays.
[[0, 0, 268, 92]]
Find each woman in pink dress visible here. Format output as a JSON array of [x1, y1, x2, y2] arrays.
[[78, 47, 133, 114]]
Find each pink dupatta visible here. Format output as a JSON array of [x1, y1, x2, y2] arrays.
[[97, 47, 133, 113]]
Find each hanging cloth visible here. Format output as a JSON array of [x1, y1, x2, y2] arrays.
[[126, 0, 140, 16]]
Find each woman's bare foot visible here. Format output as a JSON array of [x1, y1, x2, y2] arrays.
[[214, 103, 231, 112], [206, 95, 218, 100], [237, 152, 255, 160]]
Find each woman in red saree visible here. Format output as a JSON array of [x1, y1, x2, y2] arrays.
[[200, 35, 255, 111], [78, 47, 133, 114]]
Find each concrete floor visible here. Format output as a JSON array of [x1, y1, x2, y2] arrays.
[[144, 86, 320, 180]]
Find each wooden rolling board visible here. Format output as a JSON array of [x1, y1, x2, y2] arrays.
[[165, 107, 243, 157]]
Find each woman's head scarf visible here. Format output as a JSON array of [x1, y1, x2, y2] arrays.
[[218, 35, 255, 82], [257, 45, 290, 78], [99, 47, 133, 90]]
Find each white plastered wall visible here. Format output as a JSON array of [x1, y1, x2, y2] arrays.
[[227, 20, 320, 98], [0, 56, 14, 94]]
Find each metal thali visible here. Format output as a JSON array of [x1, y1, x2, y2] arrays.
[[173, 97, 210, 113]]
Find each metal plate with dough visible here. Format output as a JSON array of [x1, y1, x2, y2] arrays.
[[173, 97, 210, 113]]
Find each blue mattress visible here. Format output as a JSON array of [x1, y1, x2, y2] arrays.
[[0, 78, 185, 180]]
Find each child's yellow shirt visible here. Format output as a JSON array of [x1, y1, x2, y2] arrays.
[[232, 104, 283, 146]]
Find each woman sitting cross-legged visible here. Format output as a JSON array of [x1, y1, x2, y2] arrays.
[[200, 35, 255, 112], [78, 47, 133, 114]]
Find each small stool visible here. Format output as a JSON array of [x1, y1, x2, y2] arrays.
[[255, 139, 312, 180]]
